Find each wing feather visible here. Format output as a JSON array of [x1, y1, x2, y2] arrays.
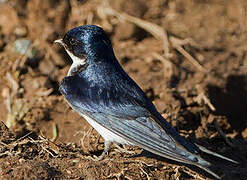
[[83, 111, 204, 166]]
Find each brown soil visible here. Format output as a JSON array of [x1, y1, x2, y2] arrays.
[[0, 0, 247, 179]]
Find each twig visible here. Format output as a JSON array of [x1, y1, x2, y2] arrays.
[[15, 132, 33, 142], [126, 159, 154, 167], [140, 166, 151, 180], [6, 72, 19, 96], [113, 143, 136, 155], [106, 168, 129, 179], [87, 12, 94, 25], [36, 135, 60, 155], [79, 127, 93, 150], [152, 52, 173, 80], [2, 87, 11, 113], [173, 166, 181, 180], [51, 123, 59, 142], [194, 92, 216, 111], [0, 151, 12, 157], [99, 4, 171, 58], [182, 167, 205, 180], [0, 141, 9, 147], [100, 3, 207, 73], [214, 120, 235, 147], [170, 37, 207, 72], [40, 145, 58, 157]]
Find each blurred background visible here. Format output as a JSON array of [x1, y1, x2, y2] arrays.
[[0, 0, 247, 179]]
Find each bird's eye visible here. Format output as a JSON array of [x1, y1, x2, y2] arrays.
[[70, 38, 76, 45]]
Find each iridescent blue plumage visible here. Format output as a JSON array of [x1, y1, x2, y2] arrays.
[[56, 25, 237, 179]]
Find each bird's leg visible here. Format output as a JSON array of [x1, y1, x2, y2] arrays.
[[85, 141, 112, 161], [113, 144, 136, 155], [94, 141, 112, 160]]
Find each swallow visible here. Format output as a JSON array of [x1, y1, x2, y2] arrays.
[[55, 25, 237, 179]]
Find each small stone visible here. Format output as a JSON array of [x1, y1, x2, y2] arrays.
[[19, 158, 25, 163], [66, 170, 72, 175], [1, 87, 9, 98], [12, 39, 37, 59], [14, 26, 28, 37]]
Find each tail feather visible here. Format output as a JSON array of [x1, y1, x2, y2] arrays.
[[196, 144, 238, 164], [196, 163, 221, 179], [190, 143, 239, 179], [189, 153, 221, 179]]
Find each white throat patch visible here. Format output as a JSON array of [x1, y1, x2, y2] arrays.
[[65, 49, 86, 76]]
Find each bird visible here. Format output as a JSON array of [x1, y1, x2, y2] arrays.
[[54, 25, 237, 179]]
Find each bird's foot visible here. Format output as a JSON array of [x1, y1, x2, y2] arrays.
[[84, 141, 112, 161]]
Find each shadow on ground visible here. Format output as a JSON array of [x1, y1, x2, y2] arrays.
[[208, 75, 247, 137]]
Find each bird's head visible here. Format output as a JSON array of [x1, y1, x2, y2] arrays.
[[55, 25, 114, 75]]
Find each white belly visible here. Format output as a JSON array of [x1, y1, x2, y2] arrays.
[[64, 98, 133, 145], [81, 114, 133, 146]]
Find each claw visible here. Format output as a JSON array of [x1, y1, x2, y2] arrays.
[[84, 141, 112, 161]]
